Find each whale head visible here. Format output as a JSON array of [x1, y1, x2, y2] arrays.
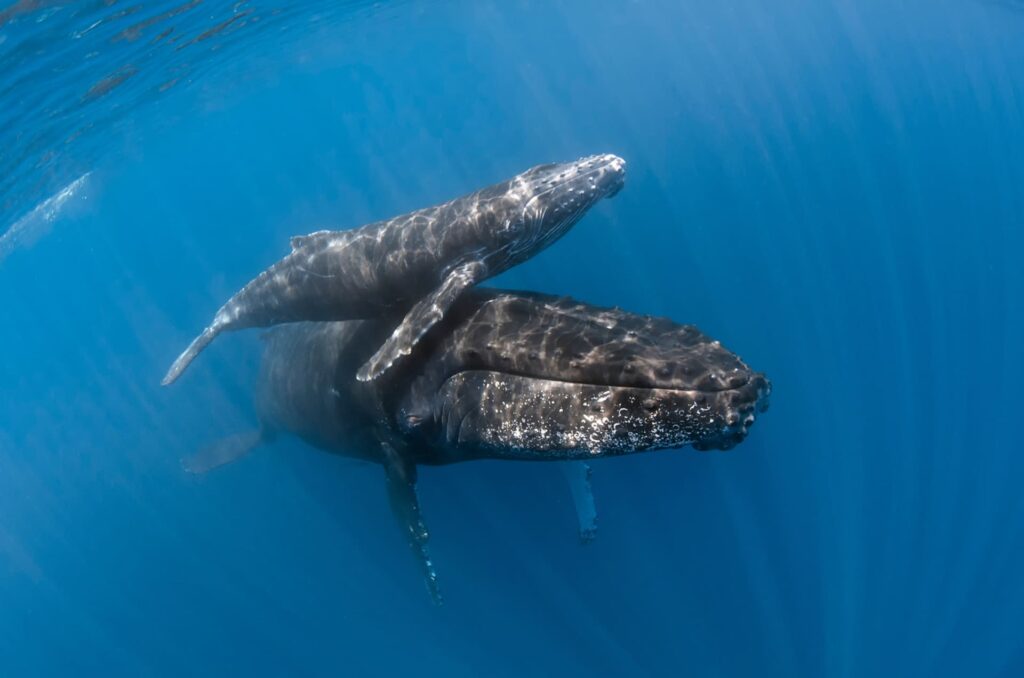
[[395, 290, 771, 462], [485, 154, 626, 265]]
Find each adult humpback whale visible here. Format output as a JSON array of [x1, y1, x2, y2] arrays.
[[162, 154, 626, 386], [188, 289, 771, 604]]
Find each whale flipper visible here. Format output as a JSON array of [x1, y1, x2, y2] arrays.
[[183, 427, 270, 474], [357, 260, 487, 382], [562, 461, 598, 543], [381, 442, 442, 605]]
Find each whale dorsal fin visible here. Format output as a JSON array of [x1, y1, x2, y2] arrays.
[[357, 260, 488, 381], [290, 229, 332, 251]]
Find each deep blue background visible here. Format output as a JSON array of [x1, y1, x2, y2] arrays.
[[2, 1, 1023, 675]]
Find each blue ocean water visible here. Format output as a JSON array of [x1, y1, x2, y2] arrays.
[[2, 0, 1023, 675]]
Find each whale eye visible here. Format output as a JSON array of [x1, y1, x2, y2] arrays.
[[501, 217, 523, 233]]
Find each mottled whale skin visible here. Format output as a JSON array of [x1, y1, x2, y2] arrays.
[[192, 289, 770, 604], [162, 154, 626, 385]]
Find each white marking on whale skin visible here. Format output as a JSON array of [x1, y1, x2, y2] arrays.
[[0, 173, 91, 263]]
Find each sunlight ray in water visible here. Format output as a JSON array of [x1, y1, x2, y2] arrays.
[[0, 172, 90, 263]]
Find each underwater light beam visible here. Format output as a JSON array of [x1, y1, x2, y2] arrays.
[[0, 172, 91, 264]]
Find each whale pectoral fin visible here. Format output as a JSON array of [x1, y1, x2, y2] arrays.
[[562, 461, 598, 543], [182, 428, 270, 474], [381, 443, 442, 605], [357, 260, 487, 382]]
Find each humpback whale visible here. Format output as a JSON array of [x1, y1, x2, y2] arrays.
[[187, 289, 771, 604], [162, 154, 626, 386]]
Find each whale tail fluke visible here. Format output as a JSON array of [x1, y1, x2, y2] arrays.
[[162, 326, 219, 386], [182, 427, 270, 474]]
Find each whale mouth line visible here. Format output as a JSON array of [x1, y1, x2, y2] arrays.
[[440, 367, 754, 397], [430, 368, 770, 455]]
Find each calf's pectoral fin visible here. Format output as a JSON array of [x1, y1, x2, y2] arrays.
[[381, 442, 442, 605], [357, 260, 487, 382], [182, 427, 271, 474], [562, 461, 598, 543]]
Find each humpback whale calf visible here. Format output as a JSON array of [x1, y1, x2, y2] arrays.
[[187, 289, 771, 604], [162, 154, 626, 386]]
